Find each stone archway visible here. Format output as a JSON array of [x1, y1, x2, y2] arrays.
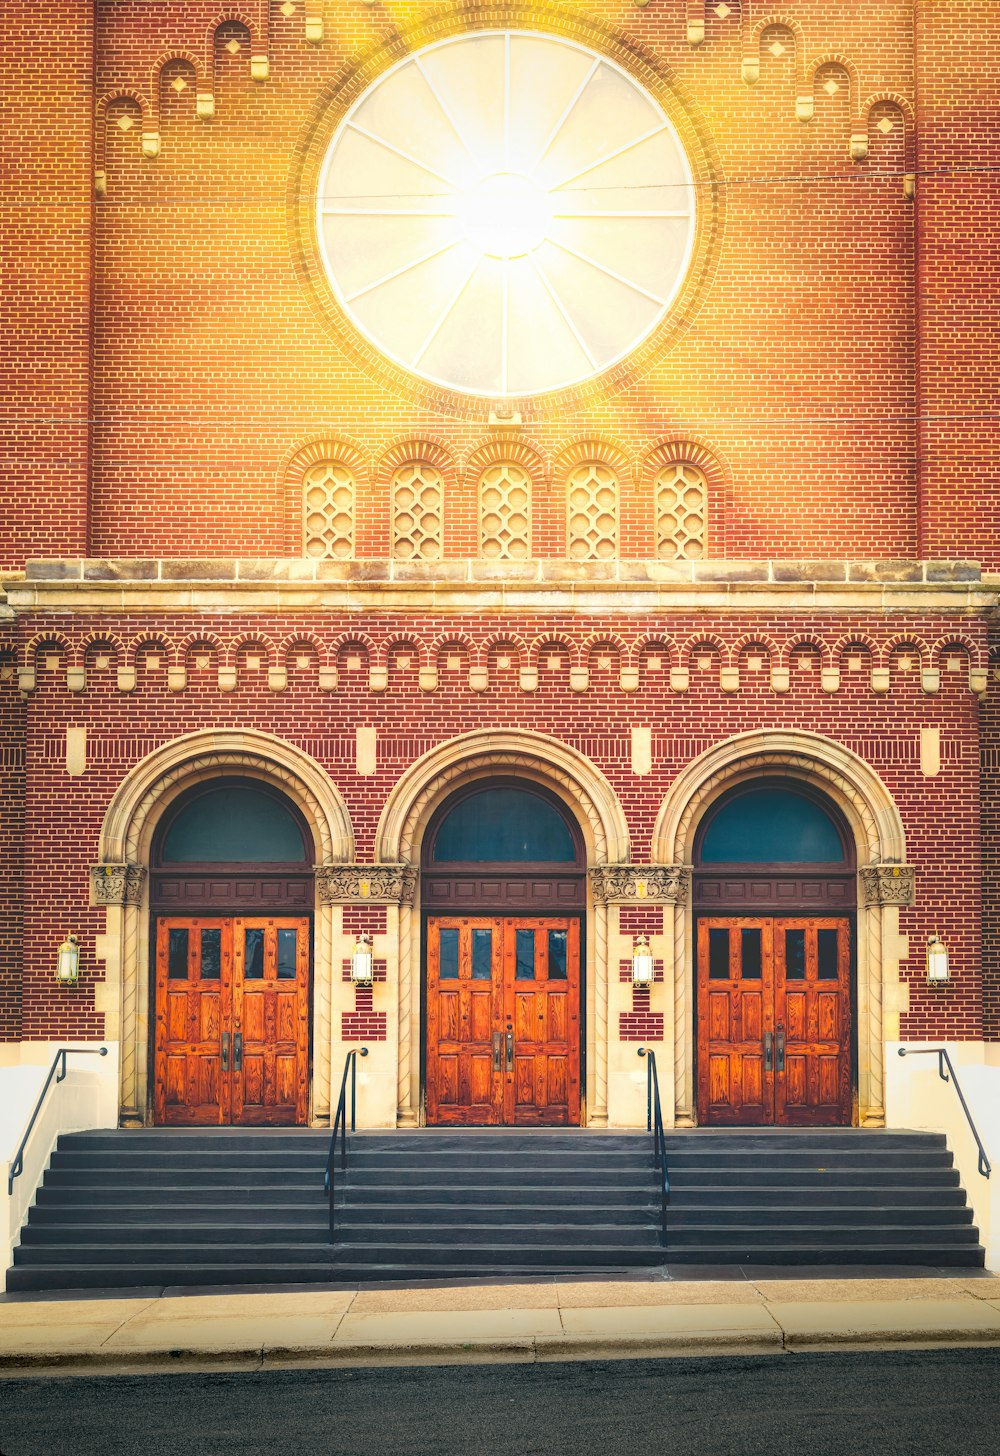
[[650, 729, 912, 1127], [374, 729, 630, 1126], [92, 729, 354, 1125]]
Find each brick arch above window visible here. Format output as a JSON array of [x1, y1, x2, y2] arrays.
[[642, 440, 730, 560], [280, 437, 366, 558]]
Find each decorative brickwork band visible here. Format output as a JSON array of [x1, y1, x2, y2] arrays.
[[315, 863, 416, 905], [859, 864, 916, 907], [590, 864, 690, 905], [90, 862, 146, 906]]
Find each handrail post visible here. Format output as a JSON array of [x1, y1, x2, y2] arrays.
[[326, 1046, 369, 1241], [637, 1047, 669, 1246]]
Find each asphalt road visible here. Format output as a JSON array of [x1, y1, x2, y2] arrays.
[[2, 1349, 999, 1456]]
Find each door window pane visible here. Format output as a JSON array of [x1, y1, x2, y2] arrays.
[[199, 928, 221, 980], [784, 928, 806, 980], [471, 928, 492, 980], [244, 927, 265, 979], [277, 928, 297, 979], [708, 927, 730, 978], [548, 929, 568, 979], [168, 928, 189, 979], [439, 927, 459, 979], [817, 928, 839, 979], [740, 927, 762, 979], [516, 929, 536, 979]]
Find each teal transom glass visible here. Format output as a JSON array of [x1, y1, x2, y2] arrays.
[[699, 787, 844, 864], [431, 788, 576, 863], [162, 786, 307, 863]]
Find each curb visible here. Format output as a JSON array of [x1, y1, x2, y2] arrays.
[[4, 1324, 1000, 1376]]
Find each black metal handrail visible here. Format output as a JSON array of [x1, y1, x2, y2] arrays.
[[8, 1046, 109, 1196], [325, 1046, 368, 1237], [897, 1046, 991, 1179], [637, 1047, 670, 1240]]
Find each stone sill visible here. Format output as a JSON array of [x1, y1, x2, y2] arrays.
[[15, 557, 985, 586]]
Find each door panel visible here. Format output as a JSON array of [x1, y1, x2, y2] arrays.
[[697, 916, 851, 1126], [426, 917, 504, 1125], [696, 919, 774, 1125], [154, 916, 310, 1126], [425, 916, 581, 1126], [774, 918, 852, 1125], [154, 918, 233, 1125], [232, 918, 310, 1126]]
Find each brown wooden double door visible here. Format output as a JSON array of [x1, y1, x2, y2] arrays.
[[697, 916, 852, 1126], [154, 916, 310, 1126], [426, 916, 581, 1126]]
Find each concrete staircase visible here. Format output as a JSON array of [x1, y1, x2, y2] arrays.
[[5, 1127, 984, 1292]]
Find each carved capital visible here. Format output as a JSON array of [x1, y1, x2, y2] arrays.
[[859, 864, 916, 907], [589, 864, 691, 906], [315, 863, 417, 905], [91, 862, 146, 906]]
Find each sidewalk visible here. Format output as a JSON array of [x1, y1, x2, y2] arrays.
[[2, 1273, 1000, 1374]]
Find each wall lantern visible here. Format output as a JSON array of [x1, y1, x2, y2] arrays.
[[631, 934, 654, 986], [55, 934, 81, 987], [926, 934, 950, 986], [350, 933, 374, 986]]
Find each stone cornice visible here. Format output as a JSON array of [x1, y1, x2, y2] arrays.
[[2, 559, 995, 617], [590, 864, 691, 905], [90, 862, 147, 906], [315, 864, 417, 905], [859, 864, 916, 907]]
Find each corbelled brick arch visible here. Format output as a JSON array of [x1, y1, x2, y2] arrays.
[[95, 729, 354, 1126], [375, 730, 630, 1126], [651, 729, 911, 1128]]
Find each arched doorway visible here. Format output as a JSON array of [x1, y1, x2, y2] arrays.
[[421, 780, 585, 1126], [693, 781, 856, 1126], [150, 778, 315, 1126]]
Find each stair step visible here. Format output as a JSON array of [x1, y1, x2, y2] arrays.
[[7, 1126, 986, 1293]]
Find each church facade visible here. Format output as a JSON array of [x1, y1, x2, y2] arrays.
[[2, 0, 998, 1140]]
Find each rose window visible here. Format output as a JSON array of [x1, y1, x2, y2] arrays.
[[317, 31, 696, 398]]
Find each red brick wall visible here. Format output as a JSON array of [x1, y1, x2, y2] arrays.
[[0, 1, 93, 570], [983, 624, 1000, 1041], [0, 668, 26, 1039], [9, 607, 989, 1043], [914, 0, 1000, 568], [12, 0, 938, 566]]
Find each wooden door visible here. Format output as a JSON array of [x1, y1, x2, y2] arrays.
[[425, 916, 581, 1126], [774, 919, 852, 1125], [154, 916, 310, 1126], [425, 917, 504, 1126], [504, 920, 580, 1125], [696, 916, 851, 1126], [697, 919, 774, 1126], [154, 918, 233, 1125], [232, 918, 310, 1126]]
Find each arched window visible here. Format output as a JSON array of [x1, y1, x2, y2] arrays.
[[428, 786, 579, 864], [303, 461, 355, 559], [697, 785, 847, 865], [158, 782, 309, 864], [392, 462, 443, 560], [567, 462, 618, 561], [479, 464, 531, 560]]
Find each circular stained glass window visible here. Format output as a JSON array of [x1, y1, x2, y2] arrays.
[[317, 31, 697, 398]]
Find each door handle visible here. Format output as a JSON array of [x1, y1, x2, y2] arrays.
[[776, 1024, 785, 1073], [233, 1030, 243, 1072], [505, 1027, 514, 1073], [492, 1030, 502, 1072], [763, 1030, 772, 1072], [221, 1031, 230, 1071]]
